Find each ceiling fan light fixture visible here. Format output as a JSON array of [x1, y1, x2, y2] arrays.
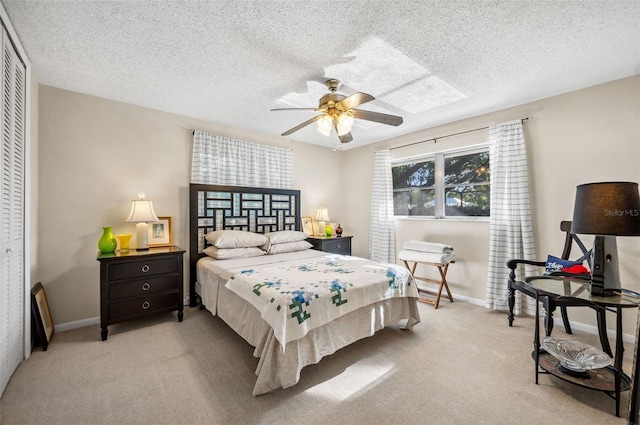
[[337, 113, 354, 136], [274, 79, 403, 144], [317, 114, 332, 136]]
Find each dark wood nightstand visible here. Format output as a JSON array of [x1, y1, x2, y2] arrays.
[[97, 245, 186, 341], [306, 236, 352, 255]]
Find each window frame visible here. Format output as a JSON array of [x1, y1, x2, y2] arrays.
[[391, 143, 490, 221]]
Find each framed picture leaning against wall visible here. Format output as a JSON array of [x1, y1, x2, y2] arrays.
[[31, 282, 54, 351]]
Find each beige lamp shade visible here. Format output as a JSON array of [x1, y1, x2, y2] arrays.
[[315, 207, 330, 222], [126, 199, 159, 223]]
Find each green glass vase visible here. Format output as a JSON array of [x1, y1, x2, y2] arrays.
[[98, 226, 117, 253]]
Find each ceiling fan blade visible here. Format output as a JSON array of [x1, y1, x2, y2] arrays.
[[271, 107, 319, 111], [339, 92, 375, 109], [332, 121, 353, 143], [338, 132, 353, 143], [353, 109, 403, 126], [281, 115, 321, 136]]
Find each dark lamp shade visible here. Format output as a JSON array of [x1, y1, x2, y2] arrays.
[[571, 182, 640, 236]]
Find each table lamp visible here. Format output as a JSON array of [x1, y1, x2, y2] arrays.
[[125, 192, 159, 250], [571, 182, 640, 296], [316, 207, 330, 237]]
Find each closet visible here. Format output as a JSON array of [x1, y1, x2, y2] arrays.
[[0, 22, 27, 396]]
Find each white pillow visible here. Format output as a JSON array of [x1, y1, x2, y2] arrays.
[[203, 246, 266, 260], [267, 240, 312, 255], [205, 230, 268, 249], [264, 230, 309, 244]]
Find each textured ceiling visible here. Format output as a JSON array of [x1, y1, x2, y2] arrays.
[[2, 0, 639, 150]]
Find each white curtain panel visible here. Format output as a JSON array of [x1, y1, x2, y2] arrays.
[[369, 150, 396, 263], [486, 120, 537, 315], [191, 130, 293, 188]]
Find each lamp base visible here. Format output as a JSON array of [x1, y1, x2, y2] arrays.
[[589, 235, 621, 297], [317, 220, 326, 237], [136, 222, 150, 250], [589, 284, 619, 297]]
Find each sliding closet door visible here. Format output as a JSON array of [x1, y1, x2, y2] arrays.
[[0, 25, 26, 396]]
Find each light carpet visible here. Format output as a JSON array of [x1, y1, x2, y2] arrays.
[[0, 300, 635, 424]]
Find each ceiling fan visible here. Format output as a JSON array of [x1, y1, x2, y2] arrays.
[[272, 79, 403, 144]]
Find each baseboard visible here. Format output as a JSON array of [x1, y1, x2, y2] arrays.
[[54, 300, 192, 332], [559, 318, 636, 345], [55, 316, 100, 332], [451, 293, 486, 307], [451, 292, 637, 345], [54, 296, 636, 344]]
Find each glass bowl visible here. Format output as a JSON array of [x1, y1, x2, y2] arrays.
[[541, 337, 611, 372]]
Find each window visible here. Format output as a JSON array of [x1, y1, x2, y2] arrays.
[[392, 146, 490, 218], [392, 158, 436, 216]]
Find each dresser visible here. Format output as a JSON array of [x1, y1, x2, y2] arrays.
[[306, 236, 352, 255], [97, 246, 186, 341]]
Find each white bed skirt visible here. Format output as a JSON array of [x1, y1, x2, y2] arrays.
[[197, 257, 420, 396]]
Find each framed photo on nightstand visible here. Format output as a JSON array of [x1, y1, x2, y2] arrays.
[[301, 216, 314, 236], [148, 216, 173, 247]]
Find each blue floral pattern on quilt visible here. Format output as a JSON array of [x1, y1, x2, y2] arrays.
[[226, 254, 418, 347]]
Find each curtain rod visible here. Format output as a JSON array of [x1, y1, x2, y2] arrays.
[[389, 117, 529, 151]]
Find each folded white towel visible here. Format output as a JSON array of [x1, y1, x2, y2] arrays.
[[403, 240, 454, 254], [398, 250, 456, 265]]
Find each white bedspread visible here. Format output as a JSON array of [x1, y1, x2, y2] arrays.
[[196, 250, 421, 395], [226, 253, 418, 347]]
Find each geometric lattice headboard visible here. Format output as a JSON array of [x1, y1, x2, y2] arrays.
[[189, 183, 301, 306]]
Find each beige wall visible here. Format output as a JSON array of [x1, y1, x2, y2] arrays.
[[343, 75, 640, 333], [38, 76, 640, 335], [38, 85, 347, 325]]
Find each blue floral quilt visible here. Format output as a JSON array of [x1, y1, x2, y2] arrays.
[[225, 254, 418, 347]]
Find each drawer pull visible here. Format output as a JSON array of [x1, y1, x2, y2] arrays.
[[336, 244, 341, 249], [142, 282, 150, 291], [141, 264, 150, 273], [142, 301, 150, 310]]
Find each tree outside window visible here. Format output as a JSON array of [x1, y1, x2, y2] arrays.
[[392, 147, 490, 218]]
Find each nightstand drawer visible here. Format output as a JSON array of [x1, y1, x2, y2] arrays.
[[98, 246, 186, 341], [323, 238, 351, 255], [107, 256, 180, 281], [109, 292, 179, 322], [306, 236, 353, 255], [109, 275, 180, 301]]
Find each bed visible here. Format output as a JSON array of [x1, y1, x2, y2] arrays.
[[189, 183, 421, 395]]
